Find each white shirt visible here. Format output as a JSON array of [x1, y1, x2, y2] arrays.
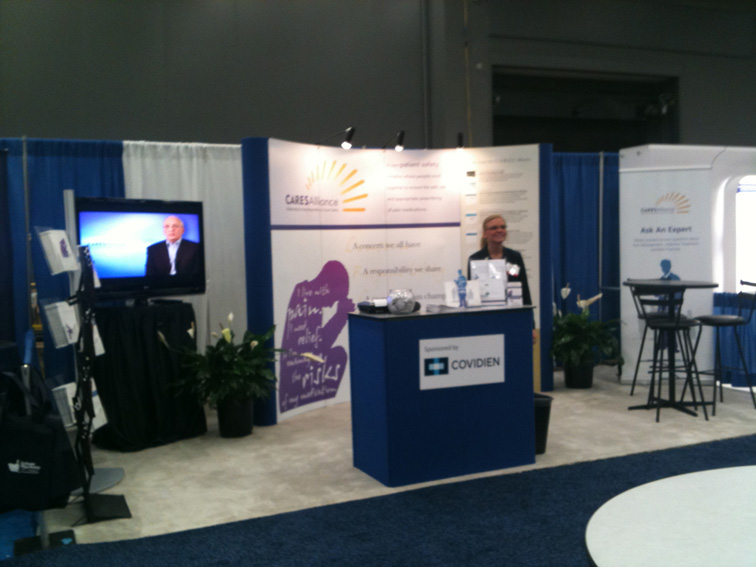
[[167, 239, 182, 275]]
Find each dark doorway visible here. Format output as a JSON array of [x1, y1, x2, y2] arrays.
[[492, 69, 679, 152]]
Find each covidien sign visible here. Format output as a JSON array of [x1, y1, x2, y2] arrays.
[[419, 334, 505, 390]]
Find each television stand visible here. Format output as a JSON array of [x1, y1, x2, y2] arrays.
[[91, 301, 207, 451]]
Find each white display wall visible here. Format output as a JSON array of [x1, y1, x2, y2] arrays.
[[619, 144, 756, 383], [250, 139, 546, 422]]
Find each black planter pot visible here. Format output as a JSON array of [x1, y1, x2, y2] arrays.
[[564, 361, 594, 389], [217, 397, 254, 438]]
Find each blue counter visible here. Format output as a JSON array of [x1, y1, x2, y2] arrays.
[[348, 306, 535, 487]]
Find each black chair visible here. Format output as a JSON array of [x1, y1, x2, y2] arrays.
[[691, 280, 756, 416], [628, 301, 675, 397], [628, 284, 699, 395], [628, 283, 707, 421]]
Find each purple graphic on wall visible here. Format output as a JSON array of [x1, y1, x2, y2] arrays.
[[279, 260, 355, 413]]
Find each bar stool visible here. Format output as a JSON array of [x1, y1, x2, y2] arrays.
[[628, 286, 695, 397], [691, 281, 756, 416], [629, 283, 707, 421], [628, 308, 672, 396]]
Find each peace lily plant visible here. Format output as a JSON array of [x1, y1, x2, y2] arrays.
[[550, 285, 622, 372], [159, 313, 323, 408]]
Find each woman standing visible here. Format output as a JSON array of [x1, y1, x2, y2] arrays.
[[467, 214, 532, 306]]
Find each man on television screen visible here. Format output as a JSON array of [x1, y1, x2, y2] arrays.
[[145, 215, 201, 276]]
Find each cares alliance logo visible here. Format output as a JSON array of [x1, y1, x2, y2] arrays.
[[641, 192, 691, 215], [7, 459, 41, 474], [285, 160, 367, 213]]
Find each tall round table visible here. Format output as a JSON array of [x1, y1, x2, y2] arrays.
[[623, 279, 718, 418]]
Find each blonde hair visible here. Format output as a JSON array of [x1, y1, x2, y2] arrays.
[[480, 214, 505, 249]]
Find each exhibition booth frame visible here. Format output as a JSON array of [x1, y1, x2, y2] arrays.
[[619, 144, 756, 382], [1, 136, 623, 428]]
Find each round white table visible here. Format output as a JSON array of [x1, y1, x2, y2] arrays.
[[586, 466, 756, 566]]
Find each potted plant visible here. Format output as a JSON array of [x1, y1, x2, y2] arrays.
[[550, 287, 622, 388], [160, 313, 321, 438]]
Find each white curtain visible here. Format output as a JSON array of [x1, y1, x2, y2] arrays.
[[122, 141, 247, 349]]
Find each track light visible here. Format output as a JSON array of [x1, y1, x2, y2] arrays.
[[341, 127, 355, 149], [395, 130, 405, 152], [317, 126, 356, 149], [382, 130, 405, 152]]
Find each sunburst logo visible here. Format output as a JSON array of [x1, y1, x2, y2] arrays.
[[305, 160, 367, 212], [641, 192, 691, 215], [655, 192, 690, 214]]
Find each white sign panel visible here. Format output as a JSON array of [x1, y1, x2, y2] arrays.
[[268, 139, 462, 227], [265, 139, 540, 418], [619, 145, 720, 384], [458, 144, 541, 323], [419, 334, 505, 390], [268, 139, 465, 419]]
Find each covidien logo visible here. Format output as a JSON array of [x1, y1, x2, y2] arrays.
[[640, 192, 690, 215], [419, 335, 505, 390], [424, 357, 449, 376], [284, 160, 367, 213]]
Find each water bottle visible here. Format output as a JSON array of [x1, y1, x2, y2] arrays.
[[455, 269, 467, 308]]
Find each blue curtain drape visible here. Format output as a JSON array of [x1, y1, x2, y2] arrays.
[[0, 138, 125, 385], [551, 152, 620, 333], [0, 149, 14, 342], [713, 293, 756, 387]]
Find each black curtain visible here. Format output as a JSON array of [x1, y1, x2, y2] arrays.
[[0, 149, 14, 343], [91, 302, 207, 452]]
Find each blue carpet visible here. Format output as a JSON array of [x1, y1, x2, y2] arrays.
[[5, 434, 756, 566]]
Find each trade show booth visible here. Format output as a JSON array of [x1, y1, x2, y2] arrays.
[[1, 136, 625, 440], [619, 144, 756, 383], [241, 138, 552, 424]]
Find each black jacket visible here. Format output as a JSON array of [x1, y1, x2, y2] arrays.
[[467, 246, 532, 306], [145, 239, 202, 276]]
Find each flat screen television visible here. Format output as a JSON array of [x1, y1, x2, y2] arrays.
[[75, 197, 206, 301]]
